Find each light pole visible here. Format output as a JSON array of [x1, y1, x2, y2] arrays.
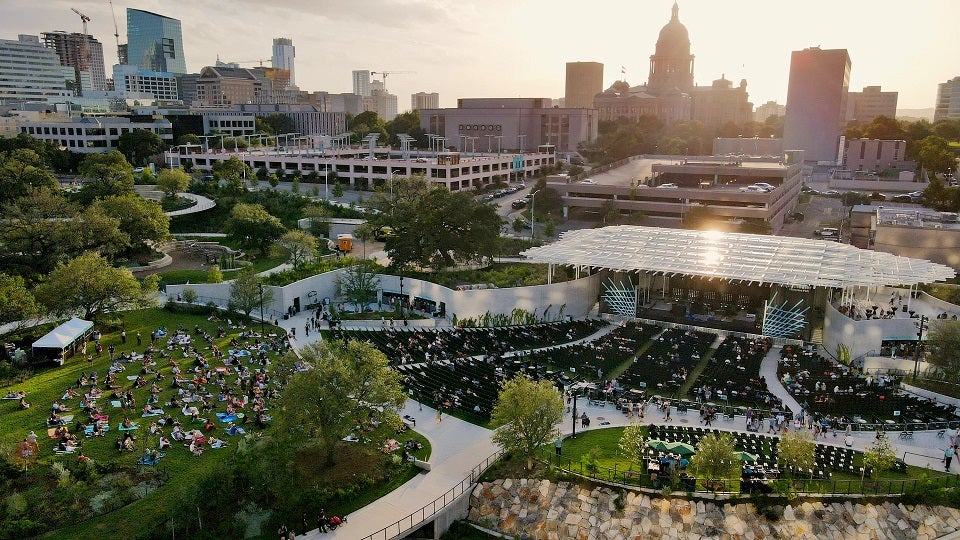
[[529, 189, 541, 240], [257, 282, 266, 337], [913, 315, 929, 379], [398, 276, 406, 323], [570, 386, 580, 439]]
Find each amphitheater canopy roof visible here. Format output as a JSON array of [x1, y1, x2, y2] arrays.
[[521, 226, 956, 289]]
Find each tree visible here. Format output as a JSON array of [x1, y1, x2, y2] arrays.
[[531, 178, 563, 218], [181, 287, 198, 304], [777, 430, 815, 477], [36, 252, 155, 321], [339, 260, 381, 311], [934, 119, 960, 143], [228, 267, 273, 317], [139, 167, 155, 184], [353, 222, 374, 259], [212, 156, 252, 194], [369, 176, 503, 271], [275, 340, 407, 464], [618, 420, 647, 471], [690, 432, 740, 486], [274, 229, 317, 268], [512, 217, 525, 233], [926, 320, 960, 381], [862, 115, 905, 141], [117, 130, 164, 166], [385, 110, 426, 146], [77, 151, 135, 203], [862, 433, 897, 479], [331, 180, 344, 198], [0, 148, 58, 205], [208, 265, 224, 284], [156, 168, 191, 198], [224, 203, 286, 256], [176, 133, 201, 146], [917, 136, 957, 176], [256, 113, 296, 137], [92, 193, 170, 249], [490, 375, 564, 470], [0, 273, 39, 328], [268, 173, 280, 189]]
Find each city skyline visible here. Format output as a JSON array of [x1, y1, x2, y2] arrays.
[[1, 0, 956, 113]]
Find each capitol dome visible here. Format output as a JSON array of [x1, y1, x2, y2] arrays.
[[655, 2, 691, 55], [647, 2, 695, 93]]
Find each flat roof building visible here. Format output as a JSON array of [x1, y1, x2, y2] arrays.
[[18, 116, 173, 153], [126, 8, 186, 75], [271, 38, 295, 87], [841, 139, 910, 173], [113, 64, 179, 101], [935, 76, 960, 122], [352, 70, 371, 97], [565, 62, 603, 109], [845, 86, 897, 123], [41, 31, 107, 93], [411, 92, 439, 111], [0, 35, 71, 102], [783, 47, 850, 163], [195, 66, 262, 106]]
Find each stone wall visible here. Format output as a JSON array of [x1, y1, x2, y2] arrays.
[[469, 478, 960, 540]]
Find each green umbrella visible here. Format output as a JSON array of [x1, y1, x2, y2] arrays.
[[665, 441, 696, 455], [734, 451, 759, 463], [646, 439, 669, 451]]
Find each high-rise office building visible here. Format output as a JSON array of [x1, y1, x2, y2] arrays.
[[113, 64, 179, 101], [564, 62, 603, 109], [783, 47, 850, 163], [126, 8, 187, 75], [411, 92, 439, 111], [271, 38, 295, 86], [754, 100, 785, 122], [41, 31, 107, 93], [352, 70, 371, 97], [845, 86, 897, 123], [934, 76, 960, 122], [0, 35, 71, 101]]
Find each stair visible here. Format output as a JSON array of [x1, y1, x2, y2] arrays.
[[809, 327, 823, 345]]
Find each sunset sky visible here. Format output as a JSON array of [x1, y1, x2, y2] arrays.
[[2, 0, 957, 113]]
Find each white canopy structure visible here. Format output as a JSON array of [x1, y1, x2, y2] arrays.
[[521, 226, 956, 289], [31, 317, 94, 364]]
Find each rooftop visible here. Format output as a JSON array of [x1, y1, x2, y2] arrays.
[[521, 225, 956, 288]]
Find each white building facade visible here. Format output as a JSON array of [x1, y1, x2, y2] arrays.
[[113, 64, 179, 101], [18, 116, 173, 153], [0, 35, 71, 101]]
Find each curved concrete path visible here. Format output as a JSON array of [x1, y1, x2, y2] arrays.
[[164, 193, 216, 217], [760, 346, 803, 414]]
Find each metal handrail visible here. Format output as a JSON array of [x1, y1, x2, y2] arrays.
[[357, 449, 504, 540]]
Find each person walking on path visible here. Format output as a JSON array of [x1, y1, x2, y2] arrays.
[[317, 509, 329, 533], [664, 402, 672, 421], [946, 445, 956, 472], [555, 437, 563, 457]]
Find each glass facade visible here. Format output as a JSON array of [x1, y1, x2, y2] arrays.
[[126, 9, 186, 75]]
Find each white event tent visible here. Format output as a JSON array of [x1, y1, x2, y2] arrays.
[[31, 317, 94, 365]]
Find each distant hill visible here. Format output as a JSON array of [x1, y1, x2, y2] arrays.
[[897, 108, 935, 121]]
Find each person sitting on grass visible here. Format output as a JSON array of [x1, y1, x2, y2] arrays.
[[158, 436, 171, 450], [19, 396, 30, 410], [189, 439, 203, 457], [171, 425, 186, 442], [209, 437, 227, 449]]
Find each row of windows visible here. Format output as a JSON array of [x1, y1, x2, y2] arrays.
[[459, 124, 502, 132]]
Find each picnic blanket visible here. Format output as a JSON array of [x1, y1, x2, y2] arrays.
[[215, 413, 240, 423], [118, 423, 139, 431], [110, 400, 122, 408], [46, 415, 73, 427], [84, 424, 110, 435], [226, 425, 246, 436], [141, 409, 164, 417]]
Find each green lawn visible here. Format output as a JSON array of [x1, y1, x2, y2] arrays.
[[0, 308, 428, 539]]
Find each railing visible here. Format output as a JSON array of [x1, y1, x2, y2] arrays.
[[358, 449, 504, 540], [539, 449, 960, 496]]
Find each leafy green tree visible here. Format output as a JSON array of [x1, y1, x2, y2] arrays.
[[156, 168, 191, 198], [385, 110, 427, 146], [544, 218, 556, 237], [863, 115, 905, 141], [208, 265, 224, 284], [690, 432, 740, 486], [512, 217, 525, 233], [224, 203, 286, 256], [348, 110, 389, 143], [176, 133, 201, 146], [862, 433, 897, 479], [368, 176, 503, 271], [77, 151, 135, 203], [926, 320, 960, 381], [228, 266, 273, 316], [531, 178, 563, 218], [117, 130, 164, 166], [268, 173, 280, 189], [922, 177, 958, 211], [490, 375, 564, 470], [36, 252, 155, 321], [618, 420, 648, 471], [331, 180, 344, 197], [339, 260, 381, 311], [917, 136, 957, 176], [934, 119, 960, 143], [274, 340, 407, 464], [273, 229, 317, 268], [92, 193, 170, 249], [0, 148, 58, 204], [291, 177, 300, 194], [181, 287, 198, 304], [777, 431, 816, 477], [256, 113, 296, 136], [211, 156, 252, 194], [139, 166, 155, 184], [0, 273, 40, 327]]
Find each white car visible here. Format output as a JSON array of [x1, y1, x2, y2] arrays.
[[657, 183, 678, 189], [739, 185, 768, 193], [580, 179, 597, 185], [753, 182, 776, 190]]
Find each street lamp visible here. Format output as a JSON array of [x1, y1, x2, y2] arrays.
[[257, 282, 266, 337], [570, 386, 581, 439], [529, 189, 541, 240], [398, 276, 406, 323], [913, 315, 929, 379]]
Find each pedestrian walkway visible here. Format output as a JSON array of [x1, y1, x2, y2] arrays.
[[164, 193, 216, 217], [760, 346, 803, 414], [298, 399, 496, 539]]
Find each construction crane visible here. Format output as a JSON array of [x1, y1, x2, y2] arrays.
[[71, 8, 91, 35], [107, 0, 121, 62], [370, 70, 415, 90], [232, 59, 273, 67]]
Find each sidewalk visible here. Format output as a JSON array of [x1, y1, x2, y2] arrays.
[[760, 346, 803, 414]]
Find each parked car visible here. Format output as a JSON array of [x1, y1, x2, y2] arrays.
[[739, 185, 769, 193], [580, 179, 597, 185], [891, 194, 913, 203], [657, 183, 678, 189], [753, 182, 776, 190], [511, 199, 527, 209]]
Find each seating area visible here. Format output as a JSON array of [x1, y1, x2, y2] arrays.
[[335, 319, 605, 364], [619, 328, 715, 394], [521, 322, 660, 379], [687, 336, 782, 409], [778, 346, 959, 426]]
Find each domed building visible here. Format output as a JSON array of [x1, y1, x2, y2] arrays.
[[594, 2, 752, 129]]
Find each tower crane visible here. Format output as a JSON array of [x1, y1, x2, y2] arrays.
[[71, 8, 91, 35], [231, 59, 272, 67], [107, 0, 121, 62], [370, 70, 415, 90]]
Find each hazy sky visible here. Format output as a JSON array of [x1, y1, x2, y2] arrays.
[[2, 0, 957, 112]]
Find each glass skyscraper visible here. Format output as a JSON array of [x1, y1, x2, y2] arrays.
[[126, 8, 186, 75]]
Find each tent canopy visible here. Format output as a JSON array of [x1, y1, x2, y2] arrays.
[[32, 318, 93, 351]]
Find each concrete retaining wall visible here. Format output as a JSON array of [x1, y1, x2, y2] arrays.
[[823, 301, 920, 360]]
